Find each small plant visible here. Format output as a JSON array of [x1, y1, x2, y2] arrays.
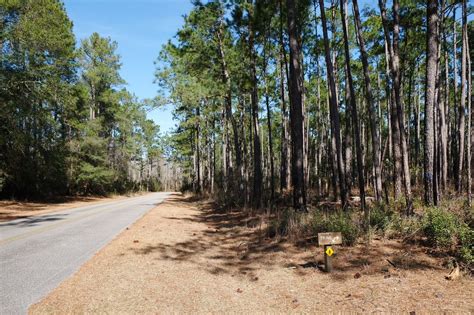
[[458, 223, 474, 265], [269, 207, 359, 245], [463, 203, 474, 227], [326, 212, 359, 245], [268, 208, 295, 237], [310, 210, 359, 246], [369, 202, 394, 232], [385, 214, 422, 239], [422, 207, 457, 248]]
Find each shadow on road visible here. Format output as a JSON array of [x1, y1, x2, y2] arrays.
[[1, 213, 68, 228]]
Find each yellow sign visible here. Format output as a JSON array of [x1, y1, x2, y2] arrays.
[[325, 247, 334, 256]]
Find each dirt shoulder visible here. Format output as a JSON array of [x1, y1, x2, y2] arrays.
[[30, 194, 473, 314], [0, 193, 145, 222]]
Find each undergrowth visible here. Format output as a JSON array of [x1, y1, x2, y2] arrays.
[[268, 208, 360, 246], [268, 198, 473, 266]]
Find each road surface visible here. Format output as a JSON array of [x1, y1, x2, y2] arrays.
[[0, 192, 171, 314]]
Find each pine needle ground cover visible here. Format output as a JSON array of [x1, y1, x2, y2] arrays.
[[30, 194, 473, 314]]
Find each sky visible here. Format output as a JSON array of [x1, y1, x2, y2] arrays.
[[63, 0, 193, 133], [62, 0, 472, 134]]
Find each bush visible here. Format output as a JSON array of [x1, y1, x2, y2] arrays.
[[311, 211, 359, 246], [422, 207, 457, 248], [269, 204, 473, 265], [385, 214, 422, 238], [463, 203, 474, 227], [459, 223, 474, 265], [268, 208, 310, 239], [326, 212, 360, 245], [147, 178, 162, 192], [421, 207, 474, 265], [268, 208, 359, 245], [369, 203, 394, 232]]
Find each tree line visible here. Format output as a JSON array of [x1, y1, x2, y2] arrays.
[[0, 0, 168, 199], [157, 0, 473, 217]]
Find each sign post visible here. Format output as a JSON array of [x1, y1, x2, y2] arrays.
[[318, 232, 342, 273]]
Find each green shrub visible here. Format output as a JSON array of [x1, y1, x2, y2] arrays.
[[364, 202, 421, 239], [421, 207, 473, 265], [369, 203, 394, 231], [422, 207, 457, 248], [460, 247, 474, 265], [385, 215, 422, 238], [326, 212, 359, 245], [463, 204, 474, 227], [269, 208, 359, 245], [147, 178, 162, 192], [309, 210, 326, 235], [459, 223, 474, 265], [311, 211, 359, 246]]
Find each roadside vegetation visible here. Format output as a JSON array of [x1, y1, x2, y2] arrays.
[[155, 0, 473, 269], [268, 198, 473, 267], [1, 0, 473, 271]]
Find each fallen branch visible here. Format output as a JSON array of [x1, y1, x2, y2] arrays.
[[386, 259, 398, 269]]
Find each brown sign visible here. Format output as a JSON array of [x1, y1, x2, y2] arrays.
[[318, 232, 342, 246]]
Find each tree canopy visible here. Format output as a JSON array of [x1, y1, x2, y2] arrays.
[[0, 0, 165, 198]]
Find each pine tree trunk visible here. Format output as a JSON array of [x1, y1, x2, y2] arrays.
[[343, 67, 353, 193], [320, 0, 347, 208], [424, 0, 439, 205], [263, 35, 275, 207], [287, 0, 306, 211], [196, 107, 201, 194], [384, 40, 402, 198], [222, 107, 228, 193], [352, 0, 383, 202], [248, 4, 262, 209], [442, 47, 449, 190], [340, 0, 366, 216], [392, 0, 413, 213], [279, 0, 290, 192], [434, 1, 444, 203], [217, 21, 241, 196], [380, 0, 412, 212], [453, 7, 459, 188], [458, 0, 467, 193], [467, 36, 472, 206], [415, 83, 421, 182]]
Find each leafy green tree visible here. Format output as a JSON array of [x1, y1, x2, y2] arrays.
[[0, 4, 164, 198], [0, 0, 76, 198]]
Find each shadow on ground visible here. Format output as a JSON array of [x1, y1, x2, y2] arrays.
[[129, 195, 444, 281]]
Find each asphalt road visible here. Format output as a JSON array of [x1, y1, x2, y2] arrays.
[[0, 192, 171, 314]]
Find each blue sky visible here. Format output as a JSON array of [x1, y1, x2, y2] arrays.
[[62, 0, 472, 133], [63, 0, 193, 133]]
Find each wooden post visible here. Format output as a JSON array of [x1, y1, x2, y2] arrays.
[[318, 232, 342, 273], [324, 245, 333, 272]]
